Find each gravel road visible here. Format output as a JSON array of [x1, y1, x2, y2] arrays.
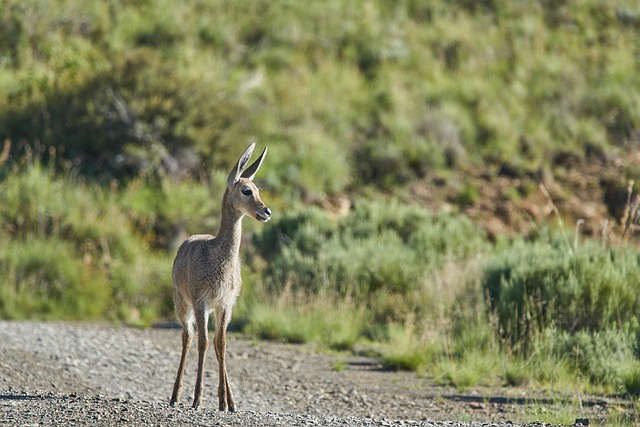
[[0, 321, 626, 426]]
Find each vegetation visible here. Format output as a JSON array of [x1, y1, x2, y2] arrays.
[[1, 0, 640, 419]]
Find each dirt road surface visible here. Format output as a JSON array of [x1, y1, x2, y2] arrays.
[[0, 321, 627, 426]]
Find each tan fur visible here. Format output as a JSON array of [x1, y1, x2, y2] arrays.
[[169, 144, 270, 411]]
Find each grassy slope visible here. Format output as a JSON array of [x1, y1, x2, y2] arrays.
[[1, 0, 640, 410]]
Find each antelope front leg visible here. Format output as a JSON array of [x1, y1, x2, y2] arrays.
[[170, 326, 192, 406], [193, 310, 209, 410], [225, 366, 236, 413]]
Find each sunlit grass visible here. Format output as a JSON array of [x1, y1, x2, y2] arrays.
[[624, 365, 640, 396], [240, 291, 368, 351], [379, 322, 444, 374], [521, 397, 591, 426], [3, 0, 639, 191]]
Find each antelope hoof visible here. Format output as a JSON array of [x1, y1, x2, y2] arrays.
[[229, 405, 238, 413]]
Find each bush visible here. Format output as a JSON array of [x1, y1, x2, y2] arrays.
[[554, 327, 639, 388], [482, 238, 640, 351], [0, 238, 110, 319], [252, 198, 488, 330], [623, 365, 640, 396], [0, 159, 174, 323]]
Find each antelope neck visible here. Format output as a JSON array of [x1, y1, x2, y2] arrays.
[[215, 189, 244, 255]]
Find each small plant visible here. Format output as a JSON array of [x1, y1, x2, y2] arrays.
[[457, 182, 480, 206], [624, 365, 640, 396], [240, 292, 368, 351], [332, 359, 348, 373], [380, 322, 440, 373], [621, 180, 640, 240], [523, 398, 588, 426], [503, 363, 529, 387]]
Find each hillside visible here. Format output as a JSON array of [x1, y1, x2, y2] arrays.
[[1, 1, 639, 235]]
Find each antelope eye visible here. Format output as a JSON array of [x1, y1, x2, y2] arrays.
[[241, 187, 253, 196]]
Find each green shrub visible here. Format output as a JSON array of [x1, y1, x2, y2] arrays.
[[255, 198, 487, 300], [342, 198, 488, 266], [249, 198, 489, 353], [252, 206, 338, 261], [456, 182, 480, 206], [482, 238, 640, 351], [554, 327, 639, 388], [623, 365, 640, 396], [0, 238, 110, 319], [0, 160, 174, 323]]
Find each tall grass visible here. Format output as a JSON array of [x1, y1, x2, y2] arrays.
[[240, 292, 368, 351]]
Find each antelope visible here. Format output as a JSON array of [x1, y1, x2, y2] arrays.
[[169, 143, 271, 411]]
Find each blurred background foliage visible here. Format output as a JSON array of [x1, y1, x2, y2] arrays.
[[1, 0, 640, 397]]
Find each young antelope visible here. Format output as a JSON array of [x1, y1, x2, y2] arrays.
[[169, 143, 271, 411]]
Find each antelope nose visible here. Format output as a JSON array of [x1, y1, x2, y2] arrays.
[[257, 207, 271, 222]]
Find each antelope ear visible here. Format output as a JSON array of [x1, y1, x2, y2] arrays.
[[241, 147, 267, 181], [227, 143, 256, 189]]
